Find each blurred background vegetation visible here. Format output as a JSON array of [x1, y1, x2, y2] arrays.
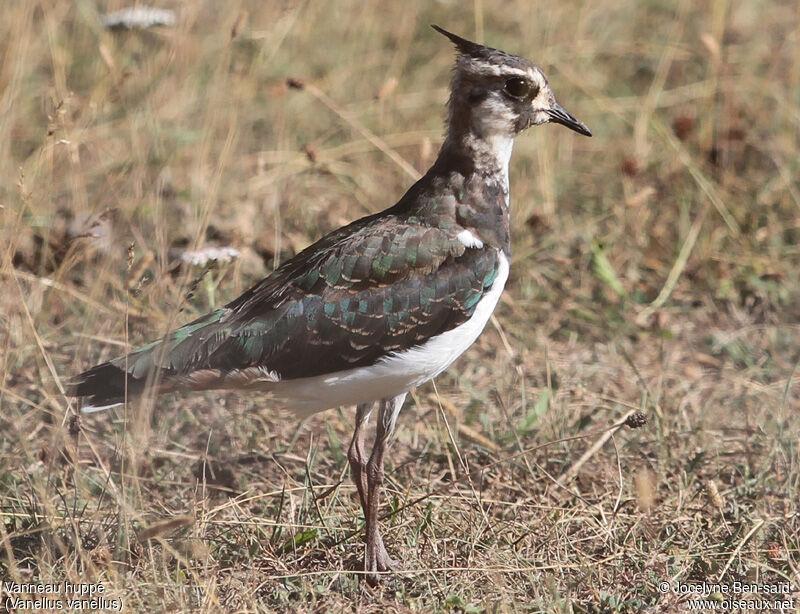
[[1, 1, 798, 612]]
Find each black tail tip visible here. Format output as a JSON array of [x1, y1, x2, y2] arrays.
[[67, 361, 142, 411]]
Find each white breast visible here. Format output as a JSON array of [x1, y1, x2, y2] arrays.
[[265, 250, 510, 416]]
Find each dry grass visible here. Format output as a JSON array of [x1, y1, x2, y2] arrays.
[[1, 1, 799, 612]]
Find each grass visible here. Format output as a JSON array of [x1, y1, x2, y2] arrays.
[[1, 0, 799, 611]]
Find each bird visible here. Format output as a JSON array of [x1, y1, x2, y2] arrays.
[[67, 25, 591, 585]]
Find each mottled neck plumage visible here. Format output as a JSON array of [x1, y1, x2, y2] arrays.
[[438, 121, 514, 192]]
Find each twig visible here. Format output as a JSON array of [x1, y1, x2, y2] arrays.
[[716, 518, 765, 582], [558, 410, 636, 485]]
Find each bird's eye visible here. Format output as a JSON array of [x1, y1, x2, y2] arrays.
[[504, 77, 531, 98]]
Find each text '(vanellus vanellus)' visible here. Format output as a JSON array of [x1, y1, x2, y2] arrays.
[[68, 25, 591, 585]]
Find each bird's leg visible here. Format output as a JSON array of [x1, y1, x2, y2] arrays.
[[364, 393, 406, 585], [347, 401, 392, 576], [347, 403, 373, 516]]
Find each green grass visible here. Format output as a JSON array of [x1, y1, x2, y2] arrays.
[[1, 1, 799, 612]]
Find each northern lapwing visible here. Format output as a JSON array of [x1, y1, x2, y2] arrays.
[[68, 25, 591, 585]]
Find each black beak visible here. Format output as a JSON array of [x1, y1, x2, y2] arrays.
[[546, 102, 592, 137]]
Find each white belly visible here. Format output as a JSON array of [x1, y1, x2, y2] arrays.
[[266, 250, 509, 416]]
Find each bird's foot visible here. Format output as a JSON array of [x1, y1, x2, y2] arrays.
[[375, 541, 399, 572], [364, 535, 400, 586]]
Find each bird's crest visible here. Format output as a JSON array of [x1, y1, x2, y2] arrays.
[[431, 25, 495, 59]]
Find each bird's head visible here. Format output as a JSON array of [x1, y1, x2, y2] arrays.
[[433, 25, 591, 140]]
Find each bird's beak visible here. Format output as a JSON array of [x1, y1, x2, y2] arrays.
[[546, 102, 592, 137]]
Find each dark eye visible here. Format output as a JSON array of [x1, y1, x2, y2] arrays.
[[504, 77, 531, 98]]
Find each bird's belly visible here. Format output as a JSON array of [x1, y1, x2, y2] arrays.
[[262, 251, 510, 417]]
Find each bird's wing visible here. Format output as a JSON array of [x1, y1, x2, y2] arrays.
[[115, 214, 501, 383]]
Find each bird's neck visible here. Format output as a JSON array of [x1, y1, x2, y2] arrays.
[[438, 130, 514, 193], [420, 118, 514, 254], [440, 93, 516, 184]]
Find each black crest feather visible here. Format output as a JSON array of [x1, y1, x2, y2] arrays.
[[431, 25, 492, 58]]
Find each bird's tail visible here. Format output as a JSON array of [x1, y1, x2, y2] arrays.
[[66, 360, 149, 412], [67, 308, 229, 412]]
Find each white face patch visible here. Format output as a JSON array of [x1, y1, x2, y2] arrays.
[[529, 69, 547, 93], [532, 109, 551, 126], [473, 96, 518, 136], [528, 70, 551, 113]]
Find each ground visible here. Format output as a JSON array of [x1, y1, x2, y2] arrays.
[[1, 1, 798, 612]]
